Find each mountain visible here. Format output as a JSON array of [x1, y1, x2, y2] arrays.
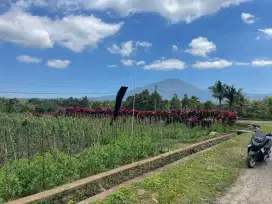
[[94, 78, 212, 101], [93, 78, 272, 102], [245, 93, 272, 100]]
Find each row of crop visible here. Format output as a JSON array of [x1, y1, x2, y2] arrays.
[[0, 113, 188, 166], [0, 123, 241, 202]]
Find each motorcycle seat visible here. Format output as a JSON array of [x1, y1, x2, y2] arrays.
[[252, 139, 264, 148], [252, 136, 270, 148]]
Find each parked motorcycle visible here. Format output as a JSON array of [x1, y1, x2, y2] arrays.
[[247, 127, 272, 168]]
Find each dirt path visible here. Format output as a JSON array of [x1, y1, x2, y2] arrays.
[[217, 157, 272, 204]]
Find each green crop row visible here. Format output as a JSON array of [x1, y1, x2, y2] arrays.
[[0, 113, 242, 202]]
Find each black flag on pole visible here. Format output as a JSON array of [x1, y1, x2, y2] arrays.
[[113, 86, 128, 121]]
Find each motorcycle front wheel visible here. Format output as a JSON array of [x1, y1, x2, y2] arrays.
[[247, 156, 256, 168]]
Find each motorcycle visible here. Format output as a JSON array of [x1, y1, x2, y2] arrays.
[[247, 126, 272, 168]]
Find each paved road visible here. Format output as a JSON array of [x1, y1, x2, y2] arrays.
[[218, 157, 272, 204]]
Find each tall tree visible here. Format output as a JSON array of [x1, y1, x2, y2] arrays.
[[79, 96, 90, 108], [181, 94, 189, 109], [189, 95, 201, 109], [224, 85, 237, 110], [148, 91, 163, 110], [170, 94, 181, 110], [235, 89, 247, 113], [203, 101, 215, 110], [209, 80, 225, 108]]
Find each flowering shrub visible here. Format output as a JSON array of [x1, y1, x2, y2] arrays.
[[39, 108, 237, 125]]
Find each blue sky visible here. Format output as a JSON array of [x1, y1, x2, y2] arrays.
[[1, 0, 272, 98]]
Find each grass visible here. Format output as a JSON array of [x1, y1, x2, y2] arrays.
[[95, 133, 251, 204], [261, 125, 272, 132]]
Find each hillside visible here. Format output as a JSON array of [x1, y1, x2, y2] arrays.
[[94, 78, 272, 102], [95, 78, 211, 101]]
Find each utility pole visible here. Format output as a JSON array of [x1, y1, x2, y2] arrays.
[[131, 80, 136, 138], [154, 84, 157, 110]]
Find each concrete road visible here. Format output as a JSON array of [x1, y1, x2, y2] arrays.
[[217, 157, 272, 204]]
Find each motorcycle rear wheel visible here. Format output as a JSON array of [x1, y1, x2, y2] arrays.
[[247, 156, 256, 168]]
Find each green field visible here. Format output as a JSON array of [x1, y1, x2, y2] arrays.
[[0, 113, 242, 202], [95, 133, 251, 204]]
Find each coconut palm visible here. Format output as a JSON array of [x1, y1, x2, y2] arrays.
[[209, 80, 225, 108], [234, 88, 248, 115], [235, 89, 247, 107], [224, 85, 237, 110]]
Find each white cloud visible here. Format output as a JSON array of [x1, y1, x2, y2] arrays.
[[144, 59, 185, 70], [56, 0, 249, 23], [47, 59, 70, 69], [235, 62, 250, 66], [193, 59, 232, 69], [185, 37, 216, 57], [172, 45, 178, 51], [136, 41, 152, 48], [108, 41, 151, 56], [136, 60, 145, 66], [252, 60, 272, 67], [256, 36, 261, 40], [121, 59, 135, 66], [0, 10, 123, 52], [241, 13, 256, 24], [9, 0, 48, 12], [258, 28, 272, 38], [108, 41, 134, 57], [107, 64, 118, 68], [16, 55, 41, 63]]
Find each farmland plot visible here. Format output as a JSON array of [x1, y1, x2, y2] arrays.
[[0, 112, 241, 202]]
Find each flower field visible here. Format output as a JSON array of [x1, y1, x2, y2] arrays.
[[0, 109, 239, 202]]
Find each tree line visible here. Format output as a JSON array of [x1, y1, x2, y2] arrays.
[[1, 80, 272, 120]]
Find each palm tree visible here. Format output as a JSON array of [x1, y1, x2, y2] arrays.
[[209, 80, 225, 108], [235, 89, 248, 114], [224, 85, 237, 110], [235, 89, 247, 107]]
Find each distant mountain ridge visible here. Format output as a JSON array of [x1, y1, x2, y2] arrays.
[[93, 78, 272, 101]]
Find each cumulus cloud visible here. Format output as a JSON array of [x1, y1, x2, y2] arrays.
[[16, 55, 42, 63], [172, 45, 178, 51], [108, 41, 152, 56], [121, 59, 146, 66], [144, 59, 185, 70], [185, 37, 216, 57], [121, 59, 135, 66], [56, 0, 249, 23], [47, 59, 70, 68], [241, 13, 256, 24], [193, 59, 232, 69], [108, 41, 134, 57], [136, 41, 152, 48], [9, 0, 48, 12], [136, 60, 145, 66], [258, 28, 272, 38], [0, 10, 123, 52], [252, 60, 272, 67]]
